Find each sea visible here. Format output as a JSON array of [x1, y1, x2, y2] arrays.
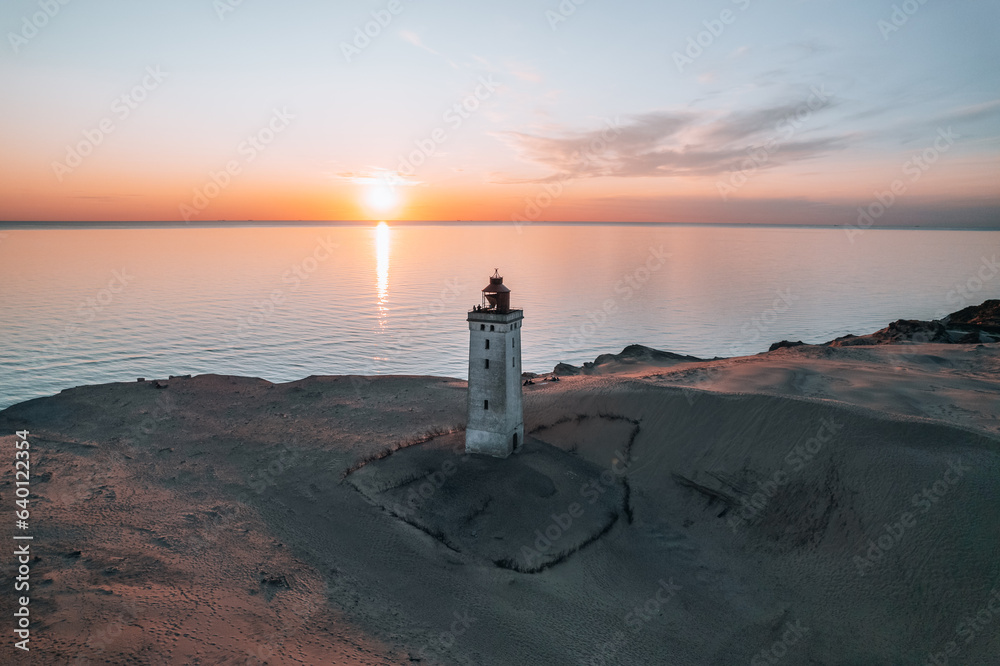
[[1, 223, 997, 409]]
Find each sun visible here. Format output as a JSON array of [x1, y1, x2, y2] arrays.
[[365, 182, 400, 216]]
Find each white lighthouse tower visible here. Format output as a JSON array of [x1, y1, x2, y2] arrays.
[[465, 270, 524, 458]]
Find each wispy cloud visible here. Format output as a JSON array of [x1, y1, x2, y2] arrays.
[[399, 30, 439, 56], [399, 30, 460, 69], [493, 99, 846, 184], [506, 61, 543, 83], [327, 168, 421, 187], [72, 194, 141, 202], [944, 99, 1000, 122], [704, 99, 838, 143]]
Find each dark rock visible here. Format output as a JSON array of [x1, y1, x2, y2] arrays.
[[824, 299, 1000, 347], [769, 340, 805, 352], [259, 573, 291, 589], [884, 319, 951, 342], [942, 299, 1000, 329], [553, 345, 705, 376], [829, 319, 950, 346], [594, 344, 703, 365]]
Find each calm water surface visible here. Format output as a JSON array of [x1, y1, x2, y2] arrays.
[[1, 224, 997, 408]]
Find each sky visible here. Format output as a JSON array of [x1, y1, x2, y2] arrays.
[[1, 0, 998, 225]]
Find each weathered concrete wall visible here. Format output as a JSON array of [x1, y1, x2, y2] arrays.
[[466, 309, 523, 457]]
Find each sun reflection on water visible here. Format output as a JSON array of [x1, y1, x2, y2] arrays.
[[375, 221, 390, 326]]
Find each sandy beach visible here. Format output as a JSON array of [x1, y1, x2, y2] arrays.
[[2, 324, 999, 664]]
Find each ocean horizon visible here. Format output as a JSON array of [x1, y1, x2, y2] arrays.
[[3, 220, 1000, 230]]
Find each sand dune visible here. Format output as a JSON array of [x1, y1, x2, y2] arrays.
[[2, 343, 999, 664]]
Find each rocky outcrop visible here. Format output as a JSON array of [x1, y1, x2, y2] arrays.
[[768, 340, 805, 352], [553, 344, 705, 375], [594, 344, 704, 365], [827, 319, 952, 347], [553, 302, 999, 374], [772, 299, 1000, 350], [941, 299, 1000, 330]]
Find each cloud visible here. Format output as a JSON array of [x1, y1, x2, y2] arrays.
[[399, 30, 439, 56], [704, 96, 838, 143], [943, 99, 1000, 123], [327, 169, 421, 187], [493, 97, 846, 184], [506, 61, 543, 83], [399, 30, 460, 69], [786, 40, 834, 57], [72, 195, 141, 202]]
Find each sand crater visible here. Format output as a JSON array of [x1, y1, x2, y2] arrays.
[[345, 432, 625, 572]]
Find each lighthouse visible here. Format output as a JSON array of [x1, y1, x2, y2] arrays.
[[465, 270, 524, 458]]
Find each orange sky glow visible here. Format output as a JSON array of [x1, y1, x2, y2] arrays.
[[1, 2, 998, 226]]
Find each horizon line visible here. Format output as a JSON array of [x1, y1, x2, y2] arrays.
[[3, 220, 1000, 231]]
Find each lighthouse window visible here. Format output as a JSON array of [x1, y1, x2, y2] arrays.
[[480, 324, 485, 330], [490, 325, 495, 331], [485, 359, 490, 369], [512, 358, 515, 367], [484, 400, 489, 410], [512, 339, 515, 348], [485, 340, 490, 349]]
